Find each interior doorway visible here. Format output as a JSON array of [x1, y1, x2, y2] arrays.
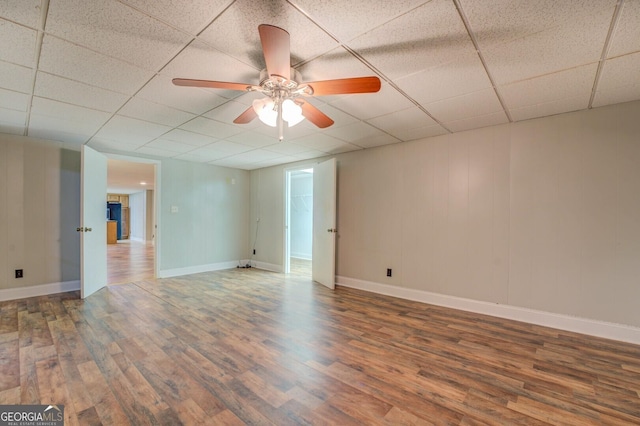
[[106, 157, 159, 285], [285, 167, 313, 277]]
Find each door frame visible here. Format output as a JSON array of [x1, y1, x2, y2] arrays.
[[283, 163, 315, 274], [104, 154, 162, 279]]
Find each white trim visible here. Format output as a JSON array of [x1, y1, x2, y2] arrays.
[[252, 261, 283, 273], [159, 261, 239, 278], [336, 276, 640, 345], [130, 236, 145, 243], [0, 280, 80, 301]]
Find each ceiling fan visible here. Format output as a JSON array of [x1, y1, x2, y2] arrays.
[[172, 24, 382, 141]]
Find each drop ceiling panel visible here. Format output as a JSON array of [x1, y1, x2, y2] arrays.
[[425, 88, 503, 123], [137, 75, 227, 115], [510, 96, 589, 122], [328, 83, 414, 121], [88, 136, 147, 152], [45, 0, 191, 71], [30, 97, 112, 135], [593, 52, 640, 108], [367, 106, 438, 137], [119, 97, 196, 127], [289, 0, 430, 42], [461, 0, 617, 49], [263, 141, 314, 156], [395, 52, 492, 105], [325, 121, 387, 145], [0, 107, 26, 135], [203, 100, 262, 129], [227, 130, 280, 148], [38, 35, 153, 94], [143, 138, 198, 153], [0, 0, 43, 28], [34, 71, 129, 112], [119, 0, 232, 35], [297, 46, 379, 82], [0, 88, 30, 112], [197, 0, 339, 68], [0, 61, 33, 93], [179, 116, 244, 139], [135, 146, 177, 158], [481, 8, 614, 85], [0, 19, 37, 67], [160, 40, 258, 95], [607, 0, 640, 57], [348, 0, 475, 80], [161, 128, 219, 147], [444, 111, 508, 133], [500, 64, 597, 110], [292, 132, 351, 152], [390, 123, 448, 141], [94, 115, 172, 146]]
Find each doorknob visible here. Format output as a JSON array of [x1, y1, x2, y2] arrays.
[[85, 227, 92, 232], [327, 228, 337, 233], [76, 227, 92, 232]]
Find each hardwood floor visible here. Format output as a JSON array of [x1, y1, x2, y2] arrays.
[[1, 268, 639, 425], [107, 240, 155, 285], [289, 257, 311, 277]]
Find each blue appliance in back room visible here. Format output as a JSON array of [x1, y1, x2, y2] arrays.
[[107, 202, 122, 240]]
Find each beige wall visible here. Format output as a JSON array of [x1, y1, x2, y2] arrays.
[[0, 135, 81, 290], [250, 100, 640, 328]]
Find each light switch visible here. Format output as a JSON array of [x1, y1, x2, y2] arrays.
[[171, 205, 179, 213]]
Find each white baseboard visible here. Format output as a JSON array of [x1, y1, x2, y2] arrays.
[[336, 276, 640, 345], [158, 261, 240, 278], [0, 280, 80, 302], [252, 261, 283, 273], [130, 236, 145, 243]]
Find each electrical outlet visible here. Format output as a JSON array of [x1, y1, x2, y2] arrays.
[[15, 269, 23, 278], [386, 268, 392, 277], [253, 249, 256, 255]]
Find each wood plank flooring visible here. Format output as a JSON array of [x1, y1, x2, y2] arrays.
[[1, 268, 640, 425], [107, 240, 155, 285]]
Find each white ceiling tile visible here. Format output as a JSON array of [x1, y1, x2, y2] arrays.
[[227, 130, 279, 148], [173, 152, 221, 163], [395, 52, 492, 104], [137, 74, 227, 115], [289, 0, 429, 42], [143, 139, 197, 153], [179, 116, 243, 139], [119, 0, 231, 35], [592, 84, 640, 109], [88, 136, 147, 151], [161, 128, 219, 146], [510, 96, 589, 122], [291, 132, 348, 151], [342, 134, 398, 150], [0, 0, 43, 28], [0, 107, 26, 135], [606, 0, 640, 57], [211, 156, 256, 170], [597, 52, 640, 93], [203, 99, 262, 129], [0, 19, 37, 67], [461, 0, 617, 49], [390, 124, 448, 141], [119, 97, 196, 127], [292, 149, 328, 161], [135, 146, 178, 158], [444, 111, 509, 133], [225, 148, 281, 164], [297, 46, 378, 82], [0, 87, 30, 111], [367, 106, 437, 138], [200, 140, 253, 156], [197, 0, 339, 68], [252, 155, 299, 169], [34, 71, 129, 112], [45, 0, 191, 71], [95, 115, 172, 146], [38, 35, 153, 94], [263, 141, 313, 156], [308, 103, 359, 128], [328, 83, 414, 120], [160, 40, 259, 92], [30, 97, 112, 135], [482, 9, 614, 85], [324, 121, 385, 145], [500, 64, 597, 110], [425, 88, 503, 123], [0, 60, 33, 93], [348, 0, 475, 80], [27, 127, 88, 145]]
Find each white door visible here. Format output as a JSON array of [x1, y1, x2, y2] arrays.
[[81, 146, 107, 298], [312, 158, 337, 289]]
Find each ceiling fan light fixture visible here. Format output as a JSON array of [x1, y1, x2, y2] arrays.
[[282, 99, 304, 126], [252, 98, 277, 127]]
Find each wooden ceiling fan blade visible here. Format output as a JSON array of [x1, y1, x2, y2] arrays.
[[233, 106, 258, 124], [258, 24, 290, 80], [172, 78, 252, 92], [305, 76, 381, 96], [300, 102, 334, 128]]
